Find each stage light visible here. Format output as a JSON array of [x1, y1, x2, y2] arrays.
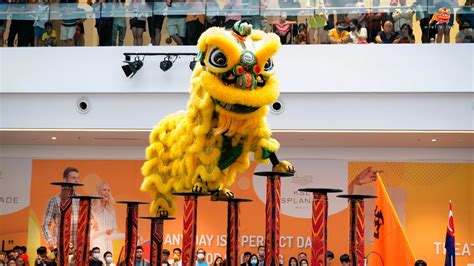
[[51, 137, 57, 140], [160, 56, 173, 72], [432, 139, 437, 142], [189, 58, 197, 70], [122, 57, 143, 78]]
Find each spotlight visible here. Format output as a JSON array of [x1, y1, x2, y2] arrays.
[[189, 58, 197, 70], [160, 56, 173, 72], [122, 57, 143, 78]]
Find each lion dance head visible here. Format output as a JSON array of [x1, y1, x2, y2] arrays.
[[141, 21, 283, 217]]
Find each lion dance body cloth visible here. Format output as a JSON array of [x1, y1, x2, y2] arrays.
[[141, 21, 295, 217]]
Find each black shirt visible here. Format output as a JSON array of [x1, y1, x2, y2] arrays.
[[90, 260, 104, 266]]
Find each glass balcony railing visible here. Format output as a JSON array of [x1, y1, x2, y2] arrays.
[[0, 0, 472, 47]]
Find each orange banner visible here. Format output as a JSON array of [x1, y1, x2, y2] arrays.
[[1, 160, 472, 265]]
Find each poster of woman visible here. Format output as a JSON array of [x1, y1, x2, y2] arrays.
[[90, 181, 124, 258]]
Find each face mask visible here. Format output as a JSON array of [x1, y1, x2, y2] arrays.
[[93, 253, 100, 260], [350, 26, 356, 31], [280, 260, 284, 264], [464, 28, 473, 34], [337, 26, 345, 31], [250, 259, 258, 265], [197, 253, 205, 260], [106, 257, 113, 263], [301, 264, 308, 266]]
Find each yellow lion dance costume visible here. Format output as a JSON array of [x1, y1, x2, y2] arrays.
[[141, 21, 295, 217]]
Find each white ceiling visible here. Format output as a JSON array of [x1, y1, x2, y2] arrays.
[[0, 130, 472, 148]]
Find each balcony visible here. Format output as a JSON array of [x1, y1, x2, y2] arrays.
[[0, 0, 473, 47]]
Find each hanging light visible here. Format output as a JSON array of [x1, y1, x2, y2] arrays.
[[160, 56, 174, 72], [122, 56, 144, 78], [189, 57, 197, 71]]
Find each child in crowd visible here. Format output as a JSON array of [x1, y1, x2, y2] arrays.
[[18, 246, 29, 265], [42, 22, 57, 46]]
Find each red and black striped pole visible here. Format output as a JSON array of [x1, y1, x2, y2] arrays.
[[214, 198, 252, 266], [70, 196, 102, 266], [299, 188, 342, 266], [117, 201, 148, 266], [173, 192, 209, 266], [51, 182, 83, 266], [338, 194, 377, 266], [140, 217, 175, 266], [255, 171, 293, 266]]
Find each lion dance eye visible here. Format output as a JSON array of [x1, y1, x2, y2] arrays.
[[209, 48, 228, 68], [264, 58, 274, 72]]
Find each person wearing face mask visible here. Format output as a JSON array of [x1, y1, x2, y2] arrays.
[[257, 246, 265, 266], [249, 254, 259, 266], [456, 19, 474, 43], [195, 249, 209, 266], [103, 252, 115, 266], [299, 259, 308, 266], [168, 248, 182, 266], [89, 247, 103, 266], [349, 19, 368, 43], [328, 21, 351, 44]]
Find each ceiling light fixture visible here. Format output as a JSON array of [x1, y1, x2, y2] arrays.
[[189, 57, 197, 71], [122, 56, 144, 78], [122, 52, 197, 76], [160, 56, 174, 72]]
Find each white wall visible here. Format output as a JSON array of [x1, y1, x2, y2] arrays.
[[1, 92, 472, 130], [1, 45, 473, 93], [1, 45, 472, 131]]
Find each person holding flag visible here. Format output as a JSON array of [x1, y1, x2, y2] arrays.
[[445, 201, 455, 266]]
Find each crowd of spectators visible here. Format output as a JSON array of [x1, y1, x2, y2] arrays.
[[0, 0, 472, 46], [0, 244, 432, 265]]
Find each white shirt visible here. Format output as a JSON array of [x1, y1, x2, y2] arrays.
[[392, 6, 414, 32], [168, 259, 182, 266], [350, 27, 367, 43]]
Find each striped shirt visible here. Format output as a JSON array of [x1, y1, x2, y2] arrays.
[[41, 194, 79, 248]]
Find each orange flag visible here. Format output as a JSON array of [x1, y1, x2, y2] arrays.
[[371, 173, 416, 265]]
